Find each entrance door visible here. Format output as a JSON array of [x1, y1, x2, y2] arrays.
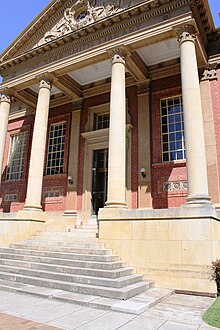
[[92, 149, 108, 215]]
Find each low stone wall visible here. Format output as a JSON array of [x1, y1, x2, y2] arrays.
[[0, 213, 45, 247], [98, 207, 220, 295]]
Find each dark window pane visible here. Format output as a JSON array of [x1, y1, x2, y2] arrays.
[[163, 143, 168, 152], [163, 153, 169, 162], [162, 125, 168, 133]]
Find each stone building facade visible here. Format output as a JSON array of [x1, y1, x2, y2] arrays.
[[0, 0, 220, 294]]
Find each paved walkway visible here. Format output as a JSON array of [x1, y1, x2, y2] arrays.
[[0, 290, 218, 330]]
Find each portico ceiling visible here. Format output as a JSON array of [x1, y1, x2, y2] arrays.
[[69, 60, 112, 85], [27, 37, 180, 104], [65, 38, 180, 87], [137, 38, 180, 66]]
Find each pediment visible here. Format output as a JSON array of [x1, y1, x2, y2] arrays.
[[0, 0, 144, 63], [37, 0, 122, 47]]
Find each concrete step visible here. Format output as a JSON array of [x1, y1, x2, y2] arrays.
[[0, 271, 149, 299], [0, 281, 173, 314], [0, 252, 127, 270], [33, 230, 97, 239], [22, 239, 104, 249], [0, 258, 134, 278], [0, 248, 119, 262], [10, 243, 112, 255], [0, 264, 143, 288]]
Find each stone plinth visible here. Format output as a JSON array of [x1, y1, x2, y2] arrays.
[[98, 206, 220, 295]]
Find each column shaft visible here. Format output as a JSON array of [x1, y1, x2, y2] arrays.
[[179, 27, 210, 204], [24, 79, 51, 210], [0, 95, 11, 184], [105, 52, 127, 208]]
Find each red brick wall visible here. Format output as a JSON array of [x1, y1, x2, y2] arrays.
[[151, 75, 187, 209], [211, 68, 220, 198], [0, 107, 72, 213], [0, 115, 34, 212]]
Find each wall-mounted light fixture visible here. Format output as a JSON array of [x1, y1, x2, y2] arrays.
[[68, 175, 73, 185], [140, 168, 146, 179]]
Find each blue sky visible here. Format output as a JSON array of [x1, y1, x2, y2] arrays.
[[0, 0, 219, 55]]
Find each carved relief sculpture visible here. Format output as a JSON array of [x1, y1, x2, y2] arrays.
[[41, 0, 122, 45]]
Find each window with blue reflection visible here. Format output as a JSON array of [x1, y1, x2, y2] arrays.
[[160, 96, 185, 162]]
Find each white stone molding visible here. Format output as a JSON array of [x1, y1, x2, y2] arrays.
[[201, 64, 217, 81], [163, 181, 188, 192]]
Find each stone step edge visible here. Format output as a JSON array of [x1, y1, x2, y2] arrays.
[[0, 252, 127, 269], [0, 264, 144, 288], [22, 240, 103, 247], [0, 281, 172, 315], [0, 248, 119, 261], [0, 258, 134, 278], [0, 271, 149, 299], [10, 244, 112, 255]]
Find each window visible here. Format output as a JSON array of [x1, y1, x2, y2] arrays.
[[161, 96, 185, 162], [94, 113, 110, 130], [6, 132, 27, 181], [46, 122, 66, 175]]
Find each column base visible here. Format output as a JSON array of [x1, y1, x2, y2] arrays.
[[183, 194, 212, 207], [17, 209, 46, 222], [105, 201, 127, 208], [23, 205, 43, 211]]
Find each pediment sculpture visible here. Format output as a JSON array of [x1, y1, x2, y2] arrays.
[[41, 0, 122, 45]]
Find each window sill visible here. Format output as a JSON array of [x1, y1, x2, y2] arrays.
[[152, 160, 186, 168]]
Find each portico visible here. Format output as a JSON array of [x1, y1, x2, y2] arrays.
[[0, 0, 219, 294]]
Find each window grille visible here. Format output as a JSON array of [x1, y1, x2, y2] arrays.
[[94, 113, 110, 130], [46, 122, 66, 175], [6, 132, 27, 181], [161, 96, 185, 162]]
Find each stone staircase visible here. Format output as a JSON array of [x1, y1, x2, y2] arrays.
[[0, 225, 174, 314]]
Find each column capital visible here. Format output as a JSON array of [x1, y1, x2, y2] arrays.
[[0, 90, 11, 104], [107, 46, 128, 65], [36, 73, 53, 90], [175, 24, 197, 45]]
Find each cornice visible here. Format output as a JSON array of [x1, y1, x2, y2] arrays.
[[0, 0, 191, 72]]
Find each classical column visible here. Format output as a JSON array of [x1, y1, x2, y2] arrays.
[[0, 93, 11, 184], [177, 25, 211, 205], [24, 78, 51, 210], [105, 48, 127, 208]]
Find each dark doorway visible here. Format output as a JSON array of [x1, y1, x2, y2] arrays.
[[92, 149, 108, 215]]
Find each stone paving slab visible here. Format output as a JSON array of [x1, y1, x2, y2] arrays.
[[73, 311, 136, 330], [142, 301, 210, 325], [116, 315, 166, 329], [0, 290, 218, 330], [111, 300, 148, 314], [48, 307, 109, 329], [158, 321, 199, 329]]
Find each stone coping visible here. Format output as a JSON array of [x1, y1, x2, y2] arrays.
[[98, 205, 220, 221]]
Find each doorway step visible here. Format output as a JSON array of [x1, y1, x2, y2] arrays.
[[0, 231, 173, 314]]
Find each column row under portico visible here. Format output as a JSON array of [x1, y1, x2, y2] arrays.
[[0, 25, 213, 213]]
